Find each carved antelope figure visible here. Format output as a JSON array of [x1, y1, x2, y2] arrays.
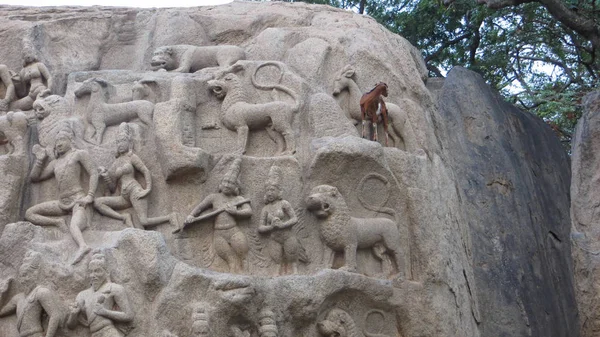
[[75, 78, 154, 145], [333, 65, 418, 151]]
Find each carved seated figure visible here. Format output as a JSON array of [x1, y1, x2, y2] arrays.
[[67, 252, 134, 337], [11, 50, 53, 112], [0, 64, 16, 112], [94, 122, 178, 229], [0, 251, 64, 337]]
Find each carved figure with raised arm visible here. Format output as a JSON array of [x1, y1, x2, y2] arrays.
[[0, 64, 16, 112], [94, 122, 178, 229], [176, 157, 252, 273], [25, 125, 98, 264], [67, 252, 134, 337], [258, 165, 307, 275], [0, 251, 64, 337], [11, 49, 53, 112]]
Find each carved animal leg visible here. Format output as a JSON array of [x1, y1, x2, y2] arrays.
[[265, 126, 285, 154], [341, 243, 358, 272], [236, 126, 249, 155], [361, 105, 367, 138], [382, 112, 390, 147], [322, 246, 335, 268], [93, 122, 106, 145], [372, 122, 378, 142], [271, 114, 296, 155], [138, 110, 154, 125]]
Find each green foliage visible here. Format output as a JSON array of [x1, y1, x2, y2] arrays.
[[289, 0, 600, 147]]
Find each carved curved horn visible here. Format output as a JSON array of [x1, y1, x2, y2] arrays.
[[340, 64, 354, 75]]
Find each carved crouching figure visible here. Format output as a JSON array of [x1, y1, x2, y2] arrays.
[[75, 78, 154, 145], [150, 45, 246, 73], [207, 64, 301, 155], [305, 185, 404, 276]]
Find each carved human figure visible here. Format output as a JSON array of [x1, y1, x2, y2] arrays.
[[94, 123, 178, 229], [0, 251, 64, 337], [179, 157, 252, 273], [11, 50, 53, 111], [258, 166, 307, 275], [25, 126, 98, 264], [0, 64, 16, 112], [67, 252, 134, 337]]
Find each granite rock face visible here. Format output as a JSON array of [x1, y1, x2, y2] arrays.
[[0, 2, 577, 337], [571, 91, 600, 337]]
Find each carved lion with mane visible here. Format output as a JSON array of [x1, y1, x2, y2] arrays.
[[306, 185, 404, 276]]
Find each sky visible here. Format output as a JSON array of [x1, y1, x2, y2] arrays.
[[0, 0, 232, 7]]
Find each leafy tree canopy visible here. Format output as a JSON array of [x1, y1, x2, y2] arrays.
[[280, 0, 600, 147]]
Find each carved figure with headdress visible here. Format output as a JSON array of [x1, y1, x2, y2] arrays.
[[258, 165, 308, 275], [177, 157, 252, 273], [25, 124, 98, 264], [0, 250, 64, 337], [94, 122, 178, 229]]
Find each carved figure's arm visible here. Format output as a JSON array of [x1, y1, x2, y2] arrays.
[[66, 296, 84, 329], [37, 288, 63, 337], [0, 65, 15, 104], [38, 63, 53, 93], [230, 200, 252, 218], [99, 165, 117, 193], [78, 151, 99, 200], [257, 208, 272, 233], [189, 195, 214, 218], [173, 50, 191, 72], [96, 285, 133, 323], [279, 200, 298, 229], [131, 154, 152, 194], [30, 158, 55, 183], [0, 294, 17, 317]]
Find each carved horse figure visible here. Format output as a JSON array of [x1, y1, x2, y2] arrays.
[[75, 78, 154, 145], [333, 65, 419, 151]]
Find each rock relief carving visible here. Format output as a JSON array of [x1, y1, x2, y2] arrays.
[[207, 61, 301, 156], [0, 251, 64, 337], [318, 308, 391, 337], [74, 78, 154, 145], [94, 122, 178, 229], [32, 94, 84, 149], [305, 185, 405, 277], [67, 252, 135, 337], [25, 125, 98, 265], [191, 302, 212, 337], [332, 65, 419, 151], [10, 49, 53, 112], [0, 64, 16, 112], [258, 308, 278, 337], [151, 45, 246, 73], [131, 78, 159, 103], [0, 111, 28, 155], [177, 157, 252, 273], [258, 165, 308, 275]]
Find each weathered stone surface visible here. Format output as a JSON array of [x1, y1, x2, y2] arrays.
[[571, 91, 600, 337], [0, 3, 578, 337], [435, 67, 577, 337]]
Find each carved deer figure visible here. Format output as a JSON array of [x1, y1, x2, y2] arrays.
[[75, 78, 154, 145], [332, 65, 418, 151]]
